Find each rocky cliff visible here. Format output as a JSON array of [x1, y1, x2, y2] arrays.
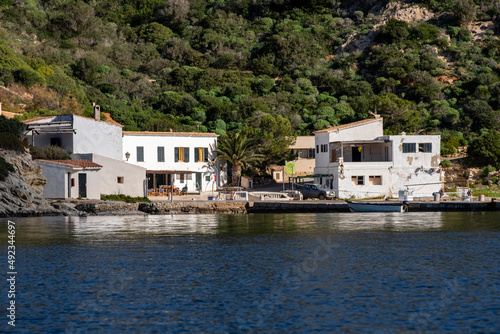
[[0, 150, 62, 216]]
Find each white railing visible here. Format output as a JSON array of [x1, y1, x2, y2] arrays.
[[249, 192, 293, 201]]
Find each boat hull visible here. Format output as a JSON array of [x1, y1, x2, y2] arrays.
[[346, 201, 405, 213]]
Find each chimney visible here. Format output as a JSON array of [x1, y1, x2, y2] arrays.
[[93, 103, 100, 121]]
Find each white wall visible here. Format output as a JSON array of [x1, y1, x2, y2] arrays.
[[38, 163, 67, 199], [73, 153, 147, 197], [27, 115, 123, 160], [314, 119, 384, 175], [386, 135, 441, 168], [332, 160, 442, 199], [73, 116, 123, 160], [80, 170, 101, 199], [36, 162, 101, 199], [313, 120, 442, 199], [314, 132, 330, 173], [122, 133, 218, 192]]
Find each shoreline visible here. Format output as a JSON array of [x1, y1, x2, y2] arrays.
[[2, 198, 499, 217]]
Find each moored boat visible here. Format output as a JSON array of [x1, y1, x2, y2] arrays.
[[346, 200, 408, 213]]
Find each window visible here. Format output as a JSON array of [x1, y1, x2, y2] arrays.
[[309, 148, 315, 159], [195, 147, 209, 162], [351, 176, 364, 185], [205, 175, 211, 182], [50, 137, 61, 147], [321, 144, 328, 152], [316, 145, 319, 154], [330, 149, 336, 163], [117, 176, 124, 184], [157, 147, 165, 162], [137, 146, 144, 162], [175, 147, 190, 162], [369, 176, 382, 185], [419, 143, 432, 153], [179, 174, 185, 183], [402, 143, 416, 153]]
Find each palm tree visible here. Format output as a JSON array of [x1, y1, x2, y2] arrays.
[[214, 132, 263, 186]]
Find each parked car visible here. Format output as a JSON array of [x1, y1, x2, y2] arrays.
[[299, 184, 335, 200]]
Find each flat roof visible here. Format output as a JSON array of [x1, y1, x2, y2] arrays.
[[23, 114, 123, 127], [124, 131, 218, 137], [313, 117, 382, 134]]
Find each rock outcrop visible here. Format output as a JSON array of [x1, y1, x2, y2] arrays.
[[0, 150, 66, 216]]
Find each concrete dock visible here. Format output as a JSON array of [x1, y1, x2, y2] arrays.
[[72, 198, 500, 215]]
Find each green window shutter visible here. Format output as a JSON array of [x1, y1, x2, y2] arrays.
[[184, 147, 190, 162], [158, 146, 165, 162], [137, 147, 144, 162], [195, 147, 199, 162], [204, 148, 209, 162], [175, 147, 179, 162]]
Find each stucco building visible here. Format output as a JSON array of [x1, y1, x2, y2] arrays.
[[122, 131, 219, 193], [24, 110, 146, 199], [35, 159, 102, 200], [313, 117, 443, 198]]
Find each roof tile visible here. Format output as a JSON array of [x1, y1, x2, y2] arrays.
[[35, 159, 102, 169]]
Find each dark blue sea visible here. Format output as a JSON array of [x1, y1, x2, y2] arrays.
[[1, 212, 499, 333]]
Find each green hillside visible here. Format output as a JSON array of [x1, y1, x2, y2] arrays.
[[0, 0, 499, 167]]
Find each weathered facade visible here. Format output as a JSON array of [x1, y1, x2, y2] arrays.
[[314, 117, 443, 198], [35, 159, 102, 199], [24, 110, 146, 199], [25, 113, 123, 160]]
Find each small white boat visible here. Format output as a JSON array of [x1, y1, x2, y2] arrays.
[[346, 200, 408, 213]]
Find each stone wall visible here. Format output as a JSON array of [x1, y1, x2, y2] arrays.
[[74, 201, 248, 215]]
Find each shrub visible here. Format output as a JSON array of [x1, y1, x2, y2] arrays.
[[30, 145, 71, 160], [440, 160, 452, 167], [0, 116, 25, 137], [481, 165, 496, 177], [376, 19, 410, 43], [468, 130, 500, 167], [0, 133, 25, 152], [100, 194, 151, 203]]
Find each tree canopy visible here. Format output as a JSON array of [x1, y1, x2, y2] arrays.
[[0, 0, 499, 163]]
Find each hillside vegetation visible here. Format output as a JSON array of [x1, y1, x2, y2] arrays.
[[0, 0, 499, 168]]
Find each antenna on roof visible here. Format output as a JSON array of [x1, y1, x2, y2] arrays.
[[368, 108, 380, 119]]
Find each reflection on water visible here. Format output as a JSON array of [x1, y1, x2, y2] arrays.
[[0, 212, 499, 333], [5, 211, 499, 242]]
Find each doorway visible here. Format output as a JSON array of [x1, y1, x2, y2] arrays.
[[196, 173, 202, 191], [78, 173, 87, 198], [352, 147, 361, 162]]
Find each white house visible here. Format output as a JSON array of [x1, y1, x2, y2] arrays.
[[72, 153, 147, 198], [313, 117, 443, 198], [122, 131, 219, 193], [24, 109, 147, 199], [35, 159, 102, 199], [24, 112, 123, 160]]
